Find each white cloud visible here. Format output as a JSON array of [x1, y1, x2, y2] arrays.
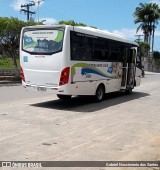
[[35, 0, 44, 7], [39, 18, 57, 25], [103, 28, 143, 40], [11, 0, 44, 11], [103, 28, 160, 43], [11, 0, 27, 11], [112, 28, 143, 39]]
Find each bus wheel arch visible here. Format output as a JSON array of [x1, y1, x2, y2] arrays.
[[95, 83, 105, 102]]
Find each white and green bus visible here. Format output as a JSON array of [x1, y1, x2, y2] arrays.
[[20, 25, 141, 102]]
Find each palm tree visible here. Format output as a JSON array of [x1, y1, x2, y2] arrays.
[[149, 3, 160, 53], [134, 3, 152, 43], [133, 3, 160, 53]]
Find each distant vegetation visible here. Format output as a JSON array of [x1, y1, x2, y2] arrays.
[[59, 20, 86, 26], [133, 3, 160, 53], [58, 20, 97, 28], [0, 17, 40, 72], [0, 55, 20, 69], [135, 41, 150, 68], [153, 51, 160, 65]]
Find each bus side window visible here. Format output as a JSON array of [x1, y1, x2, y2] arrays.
[[93, 38, 109, 61], [110, 43, 121, 61], [82, 36, 93, 60], [71, 32, 83, 60], [71, 31, 93, 61]]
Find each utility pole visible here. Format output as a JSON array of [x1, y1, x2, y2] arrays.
[[20, 2, 36, 21], [34, 0, 44, 22]]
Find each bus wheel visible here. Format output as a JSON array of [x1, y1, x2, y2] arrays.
[[95, 85, 105, 102], [57, 94, 72, 100], [125, 87, 132, 95]]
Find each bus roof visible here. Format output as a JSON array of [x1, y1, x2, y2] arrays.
[[22, 25, 138, 47]]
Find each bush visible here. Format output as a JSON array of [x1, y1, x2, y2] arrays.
[[153, 51, 160, 66], [0, 57, 20, 69]]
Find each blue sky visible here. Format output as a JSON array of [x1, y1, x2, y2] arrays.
[[0, 0, 160, 50]]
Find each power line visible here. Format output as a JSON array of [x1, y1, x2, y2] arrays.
[[20, 2, 36, 21], [135, 34, 144, 42]]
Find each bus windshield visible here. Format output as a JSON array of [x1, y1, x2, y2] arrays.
[[22, 29, 64, 54]]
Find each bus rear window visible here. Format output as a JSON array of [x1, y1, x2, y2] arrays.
[[22, 29, 64, 54]]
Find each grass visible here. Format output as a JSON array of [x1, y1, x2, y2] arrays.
[[0, 56, 20, 69]]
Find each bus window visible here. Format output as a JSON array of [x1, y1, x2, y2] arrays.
[[110, 43, 121, 61], [71, 31, 93, 61], [93, 37, 109, 61], [110, 51, 121, 61]]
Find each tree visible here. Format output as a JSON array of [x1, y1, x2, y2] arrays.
[[58, 20, 97, 28], [136, 41, 150, 68], [134, 3, 152, 43], [153, 51, 160, 60], [149, 3, 160, 53], [133, 3, 160, 53], [153, 51, 160, 65], [58, 20, 86, 26], [0, 17, 38, 75]]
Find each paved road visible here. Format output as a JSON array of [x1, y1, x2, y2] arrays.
[[0, 73, 160, 170]]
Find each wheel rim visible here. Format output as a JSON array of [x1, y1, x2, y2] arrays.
[[97, 88, 103, 100]]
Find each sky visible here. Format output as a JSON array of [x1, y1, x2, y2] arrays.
[[0, 0, 160, 51]]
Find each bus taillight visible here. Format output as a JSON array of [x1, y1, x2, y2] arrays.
[[59, 67, 70, 86], [20, 66, 25, 82]]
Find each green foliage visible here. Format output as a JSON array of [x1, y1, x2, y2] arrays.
[[0, 56, 20, 69], [153, 51, 160, 60], [58, 20, 97, 28], [133, 2, 160, 52], [133, 3, 160, 33], [59, 20, 86, 26], [0, 17, 38, 71], [136, 41, 150, 57], [153, 51, 160, 65], [137, 41, 150, 50], [137, 41, 150, 68]]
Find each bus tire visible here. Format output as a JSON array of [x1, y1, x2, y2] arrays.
[[125, 87, 132, 95], [95, 84, 105, 102], [57, 94, 72, 100]]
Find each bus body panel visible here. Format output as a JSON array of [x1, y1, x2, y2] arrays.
[[21, 51, 62, 87], [70, 60, 123, 95]]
